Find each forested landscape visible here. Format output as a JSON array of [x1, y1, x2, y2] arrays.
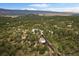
[[0, 15, 79, 56]]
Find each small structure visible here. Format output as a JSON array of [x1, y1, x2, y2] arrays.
[[53, 25, 58, 28], [40, 30, 44, 35], [67, 24, 72, 28], [49, 30, 54, 34], [39, 37, 46, 44], [21, 35, 26, 39], [32, 28, 44, 35], [32, 28, 39, 34]]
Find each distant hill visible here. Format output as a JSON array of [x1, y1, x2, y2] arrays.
[[0, 8, 79, 16]]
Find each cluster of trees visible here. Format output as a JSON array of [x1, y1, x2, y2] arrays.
[[0, 15, 79, 56]]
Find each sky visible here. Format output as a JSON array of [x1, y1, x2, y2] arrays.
[[0, 3, 79, 12]]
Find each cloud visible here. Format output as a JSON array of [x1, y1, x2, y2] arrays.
[[27, 4, 79, 12], [21, 8, 37, 10], [21, 6, 79, 13], [29, 4, 48, 7], [37, 7, 79, 12]]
